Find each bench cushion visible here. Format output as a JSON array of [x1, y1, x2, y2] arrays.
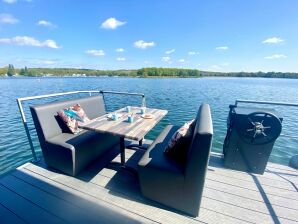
[[138, 125, 184, 173], [45, 130, 119, 176]]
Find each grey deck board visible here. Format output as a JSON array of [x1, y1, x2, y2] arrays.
[[83, 152, 298, 223], [22, 164, 202, 224], [209, 155, 298, 186], [11, 169, 156, 224], [206, 172, 297, 198], [0, 184, 65, 224], [0, 174, 131, 224], [101, 153, 298, 216], [0, 149, 297, 224], [0, 203, 26, 224], [205, 178, 298, 210]]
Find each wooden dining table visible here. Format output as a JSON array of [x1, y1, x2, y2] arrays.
[[79, 106, 168, 169]]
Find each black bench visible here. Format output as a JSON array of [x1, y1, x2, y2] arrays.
[[30, 95, 119, 176], [138, 104, 213, 216]]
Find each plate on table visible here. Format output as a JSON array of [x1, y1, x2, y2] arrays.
[[141, 114, 155, 119]]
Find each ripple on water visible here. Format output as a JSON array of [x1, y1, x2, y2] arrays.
[[1, 77, 298, 174]]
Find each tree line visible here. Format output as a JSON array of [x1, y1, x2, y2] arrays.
[[1, 65, 298, 79]]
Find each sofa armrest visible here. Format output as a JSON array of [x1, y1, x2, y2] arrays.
[[43, 138, 74, 175]]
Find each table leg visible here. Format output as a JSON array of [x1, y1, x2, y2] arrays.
[[109, 137, 139, 174], [112, 137, 137, 175], [120, 137, 125, 166], [139, 139, 143, 146]]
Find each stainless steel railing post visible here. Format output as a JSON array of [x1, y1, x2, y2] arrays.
[[16, 99, 39, 162]]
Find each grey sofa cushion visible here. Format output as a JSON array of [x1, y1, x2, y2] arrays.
[[45, 131, 119, 176], [139, 125, 184, 173]]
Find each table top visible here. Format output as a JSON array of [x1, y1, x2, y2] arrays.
[[79, 107, 168, 141]]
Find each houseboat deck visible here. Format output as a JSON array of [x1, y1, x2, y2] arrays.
[[0, 145, 297, 224]]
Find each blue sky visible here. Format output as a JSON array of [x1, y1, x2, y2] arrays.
[[0, 0, 298, 72]]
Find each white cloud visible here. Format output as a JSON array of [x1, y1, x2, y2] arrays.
[[101, 17, 126, 29], [0, 13, 19, 24], [188, 51, 199, 55], [262, 37, 284, 44], [37, 20, 57, 28], [42, 39, 59, 48], [0, 36, 60, 48], [2, 0, 32, 4], [116, 57, 126, 61], [86, 49, 105, 56], [134, 40, 155, 49], [178, 59, 185, 63], [264, 54, 287, 59], [165, 49, 175, 54], [116, 48, 124, 52], [161, 56, 170, 62], [216, 46, 229, 50], [0, 38, 10, 43], [2, 0, 17, 3]]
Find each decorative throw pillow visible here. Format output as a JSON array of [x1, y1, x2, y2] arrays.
[[164, 119, 196, 164], [57, 104, 90, 134]]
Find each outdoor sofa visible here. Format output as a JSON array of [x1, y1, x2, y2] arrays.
[[30, 95, 119, 176], [138, 104, 213, 216]]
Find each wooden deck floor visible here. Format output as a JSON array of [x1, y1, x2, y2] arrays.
[[0, 146, 297, 224]]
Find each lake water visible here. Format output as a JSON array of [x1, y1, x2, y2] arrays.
[[0, 77, 298, 175]]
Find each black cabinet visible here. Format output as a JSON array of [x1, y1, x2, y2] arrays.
[[223, 106, 282, 174]]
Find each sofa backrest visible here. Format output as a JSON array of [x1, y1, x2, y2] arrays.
[[184, 104, 213, 211], [30, 95, 106, 145]]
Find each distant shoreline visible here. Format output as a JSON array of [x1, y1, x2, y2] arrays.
[[2, 75, 298, 80], [1, 67, 298, 79]]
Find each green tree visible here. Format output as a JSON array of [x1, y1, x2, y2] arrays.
[[19, 66, 29, 76], [24, 66, 28, 75], [7, 64, 15, 76], [19, 68, 25, 76]]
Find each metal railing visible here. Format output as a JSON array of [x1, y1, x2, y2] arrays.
[[235, 100, 298, 108], [100, 90, 146, 108], [17, 90, 146, 162], [235, 99, 298, 139]]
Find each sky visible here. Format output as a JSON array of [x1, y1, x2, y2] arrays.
[[0, 0, 298, 72]]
